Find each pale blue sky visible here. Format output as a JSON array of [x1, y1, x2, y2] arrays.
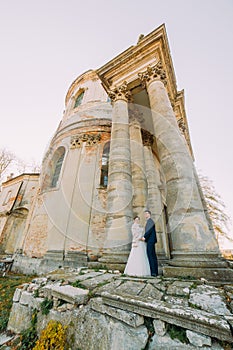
[[0, 0, 233, 238]]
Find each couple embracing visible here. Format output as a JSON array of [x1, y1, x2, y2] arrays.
[[124, 210, 158, 277]]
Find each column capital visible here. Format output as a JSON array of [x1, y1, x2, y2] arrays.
[[138, 61, 167, 87], [108, 81, 132, 102]]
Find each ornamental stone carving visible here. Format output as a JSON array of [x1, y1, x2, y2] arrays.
[[70, 133, 101, 148], [178, 118, 186, 135], [108, 81, 132, 102], [138, 61, 167, 87]]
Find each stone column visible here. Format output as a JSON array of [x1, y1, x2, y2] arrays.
[[129, 119, 147, 219], [138, 62, 224, 269], [142, 130, 170, 260], [99, 82, 133, 265], [142, 131, 158, 219]]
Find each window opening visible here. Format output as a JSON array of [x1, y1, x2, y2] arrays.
[[100, 142, 110, 187], [74, 91, 84, 108], [51, 150, 65, 188]]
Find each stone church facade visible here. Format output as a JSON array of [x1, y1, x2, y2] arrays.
[[0, 25, 231, 280]]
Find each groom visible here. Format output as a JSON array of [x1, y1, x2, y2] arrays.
[[141, 210, 158, 276]]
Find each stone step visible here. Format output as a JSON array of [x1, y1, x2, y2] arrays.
[[101, 291, 233, 343]]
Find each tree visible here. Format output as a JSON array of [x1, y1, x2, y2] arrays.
[[198, 171, 233, 246], [0, 148, 41, 184], [0, 148, 16, 183]]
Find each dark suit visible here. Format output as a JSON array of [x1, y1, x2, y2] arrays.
[[144, 217, 158, 276]]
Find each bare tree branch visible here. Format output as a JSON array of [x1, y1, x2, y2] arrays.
[[0, 148, 16, 182], [198, 170, 233, 244], [0, 148, 41, 184]]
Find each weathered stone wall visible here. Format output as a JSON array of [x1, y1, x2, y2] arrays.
[[0, 174, 39, 255]]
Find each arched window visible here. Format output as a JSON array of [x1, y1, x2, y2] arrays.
[[74, 91, 84, 108], [50, 147, 65, 188], [100, 142, 110, 187]]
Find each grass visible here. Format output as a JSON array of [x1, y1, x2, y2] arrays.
[[0, 273, 34, 332], [167, 324, 188, 344], [71, 280, 87, 289]]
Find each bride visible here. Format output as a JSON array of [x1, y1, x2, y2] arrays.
[[124, 216, 151, 276]]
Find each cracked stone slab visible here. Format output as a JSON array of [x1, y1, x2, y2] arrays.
[[166, 281, 193, 297], [94, 279, 123, 296], [148, 279, 167, 292], [72, 271, 104, 282], [138, 283, 164, 300], [101, 291, 233, 343], [189, 285, 231, 316], [80, 273, 115, 289], [114, 280, 146, 296]]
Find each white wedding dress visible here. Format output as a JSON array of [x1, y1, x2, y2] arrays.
[[124, 222, 151, 276]]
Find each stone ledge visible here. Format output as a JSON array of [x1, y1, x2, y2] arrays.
[[163, 266, 233, 282], [101, 291, 233, 343], [89, 297, 144, 327]]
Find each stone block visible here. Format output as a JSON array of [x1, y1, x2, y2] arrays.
[[163, 266, 233, 282], [43, 284, 89, 305], [153, 319, 167, 336], [19, 291, 34, 306], [186, 330, 211, 347], [72, 305, 148, 350], [148, 333, 194, 349], [13, 288, 22, 302], [30, 297, 44, 310], [7, 303, 32, 333]]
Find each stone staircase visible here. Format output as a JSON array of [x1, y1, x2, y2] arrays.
[[3, 268, 233, 349]]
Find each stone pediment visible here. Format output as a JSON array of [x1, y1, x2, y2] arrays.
[[97, 24, 177, 100]]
